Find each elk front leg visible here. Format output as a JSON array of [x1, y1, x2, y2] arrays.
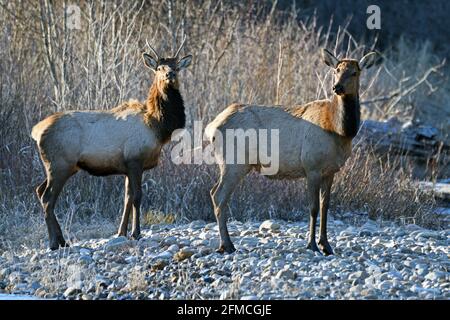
[[127, 163, 143, 240], [306, 172, 321, 253], [117, 177, 132, 237], [318, 174, 334, 255]]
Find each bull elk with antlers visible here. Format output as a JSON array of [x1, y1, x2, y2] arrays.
[[205, 49, 378, 255], [32, 38, 192, 250]]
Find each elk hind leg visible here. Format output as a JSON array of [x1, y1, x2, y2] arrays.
[[40, 171, 72, 250], [211, 165, 250, 253]]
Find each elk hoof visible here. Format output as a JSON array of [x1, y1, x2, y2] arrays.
[[116, 231, 127, 237], [318, 240, 334, 256], [49, 239, 69, 251], [216, 243, 236, 254], [131, 232, 141, 240], [306, 241, 321, 253]]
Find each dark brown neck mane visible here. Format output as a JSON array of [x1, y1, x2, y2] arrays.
[[146, 82, 186, 144], [331, 93, 361, 138]]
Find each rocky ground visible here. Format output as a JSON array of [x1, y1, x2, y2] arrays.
[[0, 218, 448, 300]]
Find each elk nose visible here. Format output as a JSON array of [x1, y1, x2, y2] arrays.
[[166, 71, 175, 79], [333, 84, 344, 94]]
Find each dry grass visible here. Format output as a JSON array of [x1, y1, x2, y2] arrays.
[[0, 0, 447, 251], [142, 211, 177, 226], [127, 269, 149, 292]]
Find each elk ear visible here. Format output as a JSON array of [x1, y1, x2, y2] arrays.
[[322, 49, 339, 68], [143, 53, 158, 71], [359, 52, 379, 70], [177, 55, 192, 70]]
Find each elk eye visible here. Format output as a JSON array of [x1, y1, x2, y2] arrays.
[[336, 68, 341, 73]]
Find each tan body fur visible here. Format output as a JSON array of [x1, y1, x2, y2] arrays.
[[32, 102, 161, 176], [206, 100, 353, 180]]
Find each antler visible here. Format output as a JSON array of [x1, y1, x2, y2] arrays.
[[145, 39, 160, 60], [173, 35, 187, 59]]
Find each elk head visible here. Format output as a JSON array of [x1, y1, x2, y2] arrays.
[[143, 36, 192, 90], [322, 49, 378, 96]]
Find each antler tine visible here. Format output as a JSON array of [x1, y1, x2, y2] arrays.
[[173, 35, 187, 59], [145, 39, 160, 60]]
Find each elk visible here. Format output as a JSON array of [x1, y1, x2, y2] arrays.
[[32, 38, 192, 250], [205, 49, 378, 255]]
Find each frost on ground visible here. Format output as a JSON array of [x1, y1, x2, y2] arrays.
[[0, 218, 448, 300]]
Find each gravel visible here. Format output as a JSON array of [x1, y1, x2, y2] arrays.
[[0, 219, 448, 300]]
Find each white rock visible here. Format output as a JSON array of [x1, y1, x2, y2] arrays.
[[125, 256, 137, 264], [167, 244, 180, 252], [148, 235, 163, 242], [189, 220, 206, 230], [339, 227, 357, 237], [77, 255, 93, 265], [192, 239, 208, 247], [361, 220, 378, 230], [239, 237, 259, 246], [204, 223, 217, 230], [155, 251, 173, 260], [178, 239, 191, 247], [163, 236, 178, 245], [30, 253, 39, 263], [425, 271, 446, 281], [259, 220, 281, 233], [349, 271, 369, 281], [104, 236, 131, 251], [64, 287, 81, 298], [79, 248, 92, 256], [174, 247, 195, 262], [378, 280, 394, 291], [208, 238, 220, 249], [275, 269, 295, 280], [411, 284, 441, 296], [139, 239, 160, 249], [416, 231, 439, 239], [107, 292, 117, 299]]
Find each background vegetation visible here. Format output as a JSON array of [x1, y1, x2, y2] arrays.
[[0, 0, 448, 250]]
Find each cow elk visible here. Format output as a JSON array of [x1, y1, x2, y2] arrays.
[[32, 38, 192, 250], [205, 49, 378, 255]]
